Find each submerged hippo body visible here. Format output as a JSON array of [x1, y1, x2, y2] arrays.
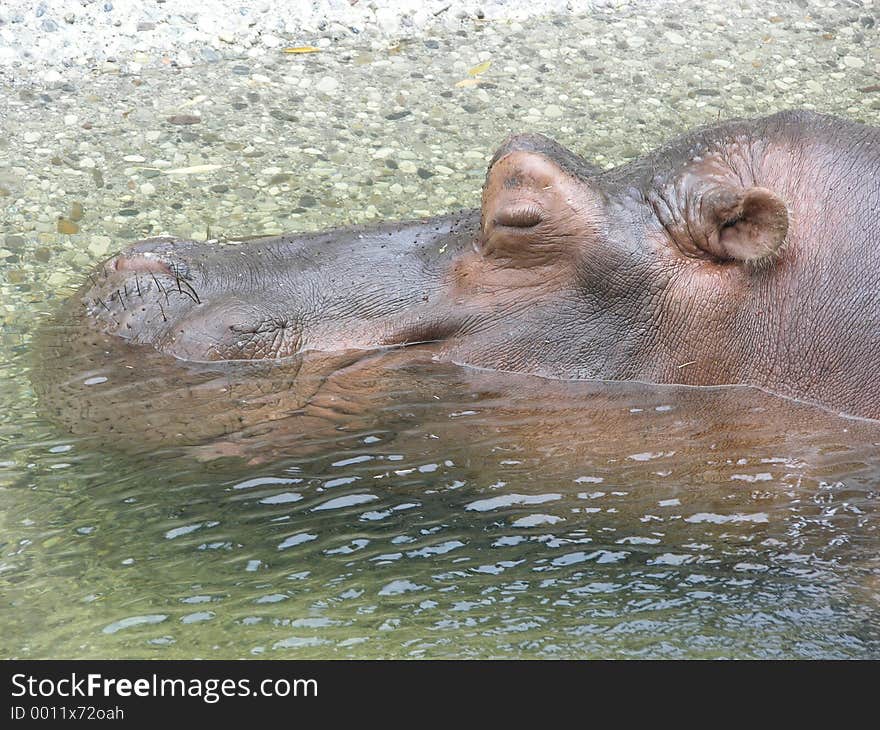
[[38, 111, 880, 445]]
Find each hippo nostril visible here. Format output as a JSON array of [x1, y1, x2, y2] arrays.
[[108, 236, 196, 280], [109, 249, 192, 283], [113, 253, 177, 277]]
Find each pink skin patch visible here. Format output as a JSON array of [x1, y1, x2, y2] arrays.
[[112, 253, 175, 277]]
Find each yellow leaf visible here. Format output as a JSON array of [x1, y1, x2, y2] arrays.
[[467, 60, 492, 76], [283, 46, 321, 54], [455, 78, 480, 88]]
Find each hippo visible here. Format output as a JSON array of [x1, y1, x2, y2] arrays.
[[34, 110, 880, 452]]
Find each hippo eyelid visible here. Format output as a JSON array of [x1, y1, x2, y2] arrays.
[[493, 204, 545, 229]]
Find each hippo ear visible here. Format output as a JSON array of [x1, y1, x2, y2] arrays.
[[696, 186, 789, 264]]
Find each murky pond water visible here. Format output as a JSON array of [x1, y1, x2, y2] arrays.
[[2, 1, 879, 658]]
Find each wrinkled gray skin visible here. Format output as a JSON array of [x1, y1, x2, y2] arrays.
[[51, 111, 880, 430]]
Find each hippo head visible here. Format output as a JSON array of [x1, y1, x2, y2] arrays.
[[71, 111, 880, 420]]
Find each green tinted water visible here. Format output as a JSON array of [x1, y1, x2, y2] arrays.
[[2, 1, 879, 658]]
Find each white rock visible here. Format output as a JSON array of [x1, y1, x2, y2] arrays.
[[316, 76, 339, 93]]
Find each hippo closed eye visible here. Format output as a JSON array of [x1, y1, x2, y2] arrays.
[[35, 110, 880, 448]]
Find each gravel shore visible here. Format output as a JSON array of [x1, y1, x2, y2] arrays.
[[0, 0, 605, 76]]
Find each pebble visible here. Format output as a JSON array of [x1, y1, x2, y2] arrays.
[[88, 236, 112, 257], [167, 115, 202, 125], [842, 56, 865, 68], [57, 218, 78, 234], [316, 76, 339, 93]]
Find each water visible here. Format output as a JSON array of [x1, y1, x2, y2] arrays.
[[2, 2, 880, 658]]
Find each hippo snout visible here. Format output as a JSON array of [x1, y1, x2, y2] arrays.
[[81, 236, 208, 349]]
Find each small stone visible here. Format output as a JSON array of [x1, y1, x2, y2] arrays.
[[88, 236, 112, 257], [57, 218, 79, 235], [47, 272, 70, 288], [137, 22, 155, 31], [544, 104, 563, 118], [842, 56, 865, 69], [69, 202, 84, 221], [34, 247, 52, 262], [316, 76, 339, 93], [123, 154, 146, 162], [139, 182, 155, 195], [399, 160, 417, 173], [167, 115, 202, 125]]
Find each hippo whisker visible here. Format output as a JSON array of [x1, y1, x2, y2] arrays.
[[179, 279, 201, 305], [150, 272, 170, 303], [116, 289, 127, 310]]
